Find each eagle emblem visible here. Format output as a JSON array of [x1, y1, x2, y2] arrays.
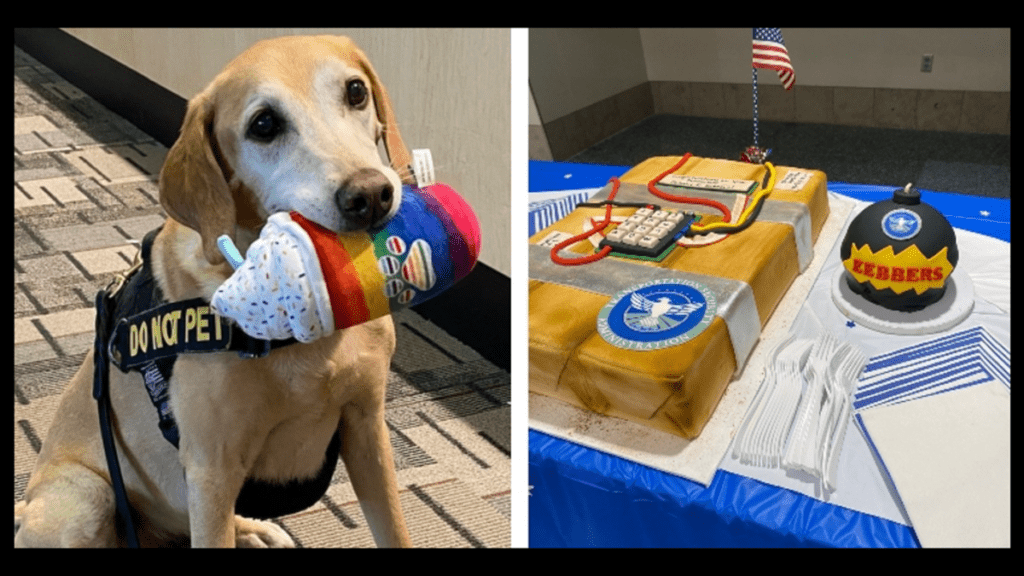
[[626, 292, 704, 331], [597, 278, 717, 350], [882, 209, 922, 241]]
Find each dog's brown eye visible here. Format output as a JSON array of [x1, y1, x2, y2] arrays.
[[248, 110, 283, 142], [346, 79, 368, 108]]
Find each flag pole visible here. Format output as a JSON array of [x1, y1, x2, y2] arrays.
[[746, 27, 792, 163], [752, 66, 759, 149], [743, 53, 768, 163]]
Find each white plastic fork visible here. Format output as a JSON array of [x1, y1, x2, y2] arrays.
[[813, 340, 851, 493], [734, 334, 785, 461], [783, 335, 837, 478], [821, 343, 868, 491], [765, 339, 813, 467], [733, 335, 812, 468], [734, 334, 793, 465]]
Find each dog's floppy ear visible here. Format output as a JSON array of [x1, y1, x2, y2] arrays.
[[159, 90, 233, 265], [371, 71, 415, 185], [345, 41, 415, 186]]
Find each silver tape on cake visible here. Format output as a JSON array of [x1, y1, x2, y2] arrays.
[[594, 182, 813, 271], [529, 244, 762, 371], [590, 182, 741, 215], [758, 200, 812, 271]]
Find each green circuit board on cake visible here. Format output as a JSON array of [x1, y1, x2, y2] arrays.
[[599, 208, 698, 261]]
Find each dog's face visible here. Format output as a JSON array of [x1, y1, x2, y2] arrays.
[[159, 36, 413, 265]]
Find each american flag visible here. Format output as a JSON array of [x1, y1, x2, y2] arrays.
[[753, 28, 795, 90]]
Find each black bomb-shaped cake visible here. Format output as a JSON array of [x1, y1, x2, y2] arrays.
[[840, 184, 958, 312]]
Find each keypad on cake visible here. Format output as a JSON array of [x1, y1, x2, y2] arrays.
[[600, 207, 695, 257]]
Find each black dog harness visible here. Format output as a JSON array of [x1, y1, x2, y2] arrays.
[[93, 228, 340, 546]]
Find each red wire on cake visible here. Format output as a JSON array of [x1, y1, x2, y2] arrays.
[[549, 153, 735, 265], [549, 177, 620, 265], [645, 153, 733, 222]]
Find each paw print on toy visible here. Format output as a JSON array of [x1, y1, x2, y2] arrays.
[[378, 236, 437, 305]]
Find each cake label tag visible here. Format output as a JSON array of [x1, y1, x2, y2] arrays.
[[536, 230, 573, 248], [775, 170, 813, 191], [597, 278, 716, 351], [659, 174, 757, 194]]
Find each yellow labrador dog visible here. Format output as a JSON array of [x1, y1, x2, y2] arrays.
[[15, 36, 413, 548]]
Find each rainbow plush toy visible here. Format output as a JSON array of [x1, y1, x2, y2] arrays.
[[211, 183, 480, 342]]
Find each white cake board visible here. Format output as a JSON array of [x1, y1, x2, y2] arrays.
[[831, 266, 974, 335], [529, 192, 858, 487]]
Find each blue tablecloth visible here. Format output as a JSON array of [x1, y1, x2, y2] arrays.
[[527, 160, 1010, 547]]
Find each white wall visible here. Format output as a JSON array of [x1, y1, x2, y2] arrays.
[[641, 28, 1010, 90], [63, 28, 512, 276], [529, 28, 647, 124], [530, 28, 1011, 125]]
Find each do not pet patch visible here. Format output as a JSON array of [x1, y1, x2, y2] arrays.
[[597, 278, 716, 351]]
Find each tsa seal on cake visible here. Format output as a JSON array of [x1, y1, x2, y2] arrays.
[[880, 208, 922, 241], [597, 278, 716, 350]]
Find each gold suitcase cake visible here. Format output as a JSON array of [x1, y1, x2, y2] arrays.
[[529, 154, 830, 438]]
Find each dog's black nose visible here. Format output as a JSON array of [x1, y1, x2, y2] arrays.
[[336, 169, 394, 230]]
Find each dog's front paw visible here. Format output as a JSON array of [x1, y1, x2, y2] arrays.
[[234, 516, 296, 548]]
